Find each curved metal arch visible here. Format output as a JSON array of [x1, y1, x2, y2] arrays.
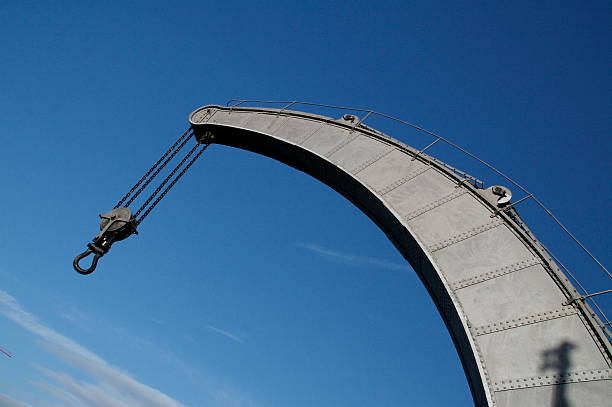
[[190, 105, 611, 406]]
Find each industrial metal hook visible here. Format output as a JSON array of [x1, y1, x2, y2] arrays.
[[72, 208, 137, 275], [73, 243, 106, 275]]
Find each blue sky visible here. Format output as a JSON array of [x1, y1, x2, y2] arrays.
[[0, 1, 610, 406]]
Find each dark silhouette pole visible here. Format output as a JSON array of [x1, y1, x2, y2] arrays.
[[541, 341, 576, 407]]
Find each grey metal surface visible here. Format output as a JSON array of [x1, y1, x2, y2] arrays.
[[189, 105, 612, 406]]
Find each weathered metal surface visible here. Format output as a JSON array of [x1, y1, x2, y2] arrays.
[[189, 105, 612, 406]]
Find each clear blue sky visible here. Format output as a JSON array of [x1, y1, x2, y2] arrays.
[[0, 1, 610, 406]]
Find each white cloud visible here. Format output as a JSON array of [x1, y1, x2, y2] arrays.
[[35, 365, 135, 407], [207, 326, 244, 344], [0, 290, 185, 407], [0, 291, 102, 364], [297, 243, 410, 271], [0, 290, 268, 407], [0, 393, 33, 407]]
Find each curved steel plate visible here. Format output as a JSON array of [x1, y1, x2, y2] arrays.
[[190, 105, 611, 406]]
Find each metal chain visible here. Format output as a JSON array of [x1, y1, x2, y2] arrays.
[[123, 131, 193, 208], [133, 141, 200, 218], [114, 128, 192, 209], [136, 143, 210, 225]]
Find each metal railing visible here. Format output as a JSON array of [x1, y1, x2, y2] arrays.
[[226, 99, 611, 336]]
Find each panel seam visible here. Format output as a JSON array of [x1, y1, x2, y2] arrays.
[[243, 112, 285, 132], [351, 147, 396, 175], [473, 307, 578, 336], [492, 368, 612, 392], [428, 219, 504, 253], [298, 122, 328, 145], [324, 133, 359, 158], [377, 166, 431, 196], [404, 189, 468, 221], [451, 257, 542, 290]]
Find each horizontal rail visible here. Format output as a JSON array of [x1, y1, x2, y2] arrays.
[[564, 289, 612, 306], [227, 100, 609, 275], [225, 99, 611, 336]]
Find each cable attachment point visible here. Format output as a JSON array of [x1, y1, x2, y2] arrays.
[[195, 130, 215, 144], [73, 207, 137, 275]]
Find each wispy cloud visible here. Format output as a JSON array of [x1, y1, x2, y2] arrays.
[[0, 392, 33, 407], [0, 290, 185, 407], [0, 291, 102, 364], [1, 290, 266, 407], [207, 326, 244, 344], [297, 243, 409, 271]]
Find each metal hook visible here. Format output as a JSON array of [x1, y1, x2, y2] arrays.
[[72, 207, 137, 275], [72, 243, 105, 275]]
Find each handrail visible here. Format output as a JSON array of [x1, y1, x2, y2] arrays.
[[224, 99, 611, 336]]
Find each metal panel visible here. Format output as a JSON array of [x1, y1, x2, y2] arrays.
[[272, 116, 325, 144], [384, 169, 458, 220], [189, 105, 611, 406], [357, 148, 428, 192], [243, 112, 288, 134], [477, 314, 607, 379], [408, 193, 497, 247], [455, 264, 567, 326], [328, 134, 393, 174], [434, 225, 536, 283], [300, 124, 351, 156], [207, 110, 253, 126], [495, 380, 612, 407]]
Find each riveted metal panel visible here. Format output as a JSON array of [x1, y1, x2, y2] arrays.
[[477, 314, 607, 380], [473, 307, 579, 336], [433, 225, 536, 283], [384, 170, 458, 220], [207, 110, 253, 126], [243, 112, 288, 134], [451, 257, 541, 290], [271, 117, 325, 144], [328, 134, 394, 174], [189, 105, 612, 406], [300, 124, 352, 156], [408, 193, 497, 247], [495, 380, 612, 407], [455, 264, 567, 327], [356, 148, 428, 191]]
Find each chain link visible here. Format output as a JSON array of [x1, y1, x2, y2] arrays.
[[136, 144, 210, 225], [123, 131, 193, 208], [114, 128, 192, 209]]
